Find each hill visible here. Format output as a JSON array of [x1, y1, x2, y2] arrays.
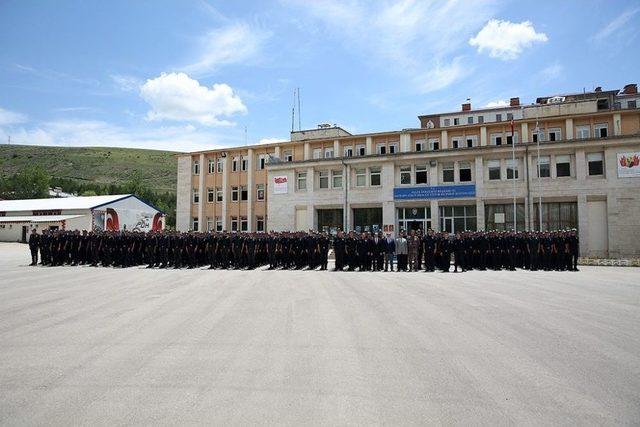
[[0, 144, 180, 193]]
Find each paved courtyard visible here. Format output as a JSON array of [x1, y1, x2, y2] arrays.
[[0, 242, 639, 425]]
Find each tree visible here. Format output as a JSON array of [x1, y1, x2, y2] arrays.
[[13, 166, 50, 199]]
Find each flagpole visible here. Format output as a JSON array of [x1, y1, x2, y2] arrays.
[[511, 119, 516, 230]]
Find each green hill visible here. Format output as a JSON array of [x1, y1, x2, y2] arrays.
[[0, 144, 180, 193]]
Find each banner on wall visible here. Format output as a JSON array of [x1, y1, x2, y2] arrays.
[[617, 152, 640, 178], [273, 176, 288, 194], [394, 184, 476, 200]]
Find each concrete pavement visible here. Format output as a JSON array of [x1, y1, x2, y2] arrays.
[[0, 242, 639, 425]]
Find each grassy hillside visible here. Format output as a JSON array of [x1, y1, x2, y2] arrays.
[[0, 144, 180, 193]]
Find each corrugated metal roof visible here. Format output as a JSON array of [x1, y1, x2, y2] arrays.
[[0, 195, 131, 212], [0, 214, 84, 223]]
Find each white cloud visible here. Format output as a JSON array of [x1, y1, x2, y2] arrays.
[[469, 19, 548, 60], [111, 74, 143, 92], [181, 22, 271, 75], [0, 119, 243, 152], [484, 100, 509, 108], [285, 0, 496, 93], [592, 7, 640, 42], [540, 63, 563, 80], [140, 72, 247, 126], [0, 107, 28, 126], [258, 137, 287, 145]]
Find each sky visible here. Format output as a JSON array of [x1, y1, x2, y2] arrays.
[[0, 0, 639, 153]]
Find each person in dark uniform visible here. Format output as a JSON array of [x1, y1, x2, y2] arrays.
[[437, 232, 450, 272], [452, 231, 465, 272], [333, 231, 345, 271], [568, 229, 579, 271], [423, 229, 436, 272], [28, 228, 40, 266], [318, 232, 329, 270]]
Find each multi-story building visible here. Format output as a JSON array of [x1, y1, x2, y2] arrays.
[[176, 84, 640, 258]]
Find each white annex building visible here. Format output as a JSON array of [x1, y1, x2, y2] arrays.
[[0, 194, 165, 243]]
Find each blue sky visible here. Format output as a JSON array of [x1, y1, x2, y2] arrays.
[[0, 0, 638, 152]]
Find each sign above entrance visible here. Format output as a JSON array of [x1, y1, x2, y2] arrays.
[[393, 184, 476, 200]]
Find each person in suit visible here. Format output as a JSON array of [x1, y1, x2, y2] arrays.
[[28, 228, 40, 266], [395, 231, 408, 271], [384, 232, 396, 272]]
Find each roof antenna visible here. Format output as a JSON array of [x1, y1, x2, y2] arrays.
[[297, 87, 302, 131], [291, 88, 296, 132]]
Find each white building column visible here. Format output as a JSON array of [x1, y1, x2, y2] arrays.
[[575, 149, 586, 183], [520, 122, 529, 143], [303, 142, 310, 160], [334, 140, 340, 157], [613, 113, 622, 136], [431, 200, 440, 231], [197, 153, 205, 231], [365, 136, 373, 155], [221, 156, 229, 230], [440, 130, 448, 150], [382, 162, 395, 235], [247, 148, 254, 232], [176, 156, 192, 232], [577, 193, 588, 255], [429, 161, 439, 185], [306, 166, 315, 230], [474, 155, 484, 194], [400, 132, 411, 153], [476, 199, 485, 231], [274, 146, 281, 159], [565, 118, 574, 140]]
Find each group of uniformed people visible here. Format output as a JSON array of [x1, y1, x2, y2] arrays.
[[27, 227, 579, 272]]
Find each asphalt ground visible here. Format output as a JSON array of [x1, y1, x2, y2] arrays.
[[1, 242, 639, 426]]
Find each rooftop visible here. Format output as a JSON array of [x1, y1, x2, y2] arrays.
[[0, 194, 132, 212]]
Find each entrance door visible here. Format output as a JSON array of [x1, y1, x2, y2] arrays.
[[442, 218, 453, 233], [408, 220, 423, 232], [21, 226, 28, 243]]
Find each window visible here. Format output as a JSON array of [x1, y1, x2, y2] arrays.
[[443, 118, 451, 127], [576, 125, 590, 139], [284, 150, 293, 162], [429, 138, 439, 151], [231, 217, 238, 231], [332, 170, 343, 188], [231, 186, 239, 202], [240, 186, 248, 201], [507, 113, 513, 121], [241, 158, 247, 171], [217, 158, 224, 173], [297, 172, 307, 190], [491, 133, 503, 146], [467, 116, 474, 124], [452, 137, 462, 149], [459, 161, 472, 182], [532, 128, 545, 143], [453, 118, 459, 126], [232, 157, 238, 172], [240, 217, 248, 232], [208, 158, 215, 174], [256, 216, 265, 232], [478, 115, 484, 124], [628, 100, 637, 109], [313, 148, 322, 159], [258, 154, 266, 170], [356, 144, 366, 156], [533, 202, 578, 232], [207, 188, 215, 203], [415, 164, 428, 184], [537, 156, 550, 178], [488, 160, 501, 180], [256, 184, 265, 201], [370, 167, 381, 186], [216, 188, 223, 202], [506, 159, 519, 179], [193, 188, 199, 204], [595, 123, 608, 138], [319, 170, 329, 189], [215, 217, 222, 232], [442, 163, 454, 183], [496, 113, 502, 122], [355, 169, 366, 187], [193, 160, 200, 175], [415, 140, 426, 152], [324, 148, 334, 158], [400, 165, 411, 185], [206, 217, 214, 232], [556, 155, 571, 177], [344, 146, 353, 157], [192, 217, 199, 231], [389, 143, 397, 154], [587, 152, 604, 176], [548, 128, 562, 142], [377, 143, 386, 155], [506, 132, 518, 145], [466, 136, 476, 148], [597, 99, 609, 110]]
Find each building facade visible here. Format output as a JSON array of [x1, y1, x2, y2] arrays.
[[176, 84, 640, 258]]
